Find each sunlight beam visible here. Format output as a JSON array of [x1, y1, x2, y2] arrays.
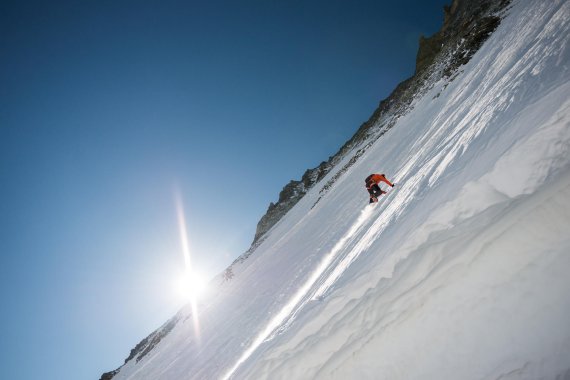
[[174, 189, 201, 343]]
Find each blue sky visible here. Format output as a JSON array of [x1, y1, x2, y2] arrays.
[[0, 0, 448, 379]]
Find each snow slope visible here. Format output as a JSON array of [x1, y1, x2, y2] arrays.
[[111, 0, 570, 379]]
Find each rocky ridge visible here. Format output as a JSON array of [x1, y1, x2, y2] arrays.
[[99, 314, 180, 380]]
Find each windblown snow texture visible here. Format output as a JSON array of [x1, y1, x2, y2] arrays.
[[104, 0, 570, 379]]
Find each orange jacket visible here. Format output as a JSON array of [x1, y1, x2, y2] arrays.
[[365, 173, 393, 188]]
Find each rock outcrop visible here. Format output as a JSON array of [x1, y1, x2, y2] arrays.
[[99, 315, 179, 380]]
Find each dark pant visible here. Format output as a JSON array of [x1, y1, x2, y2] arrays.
[[367, 184, 383, 197]]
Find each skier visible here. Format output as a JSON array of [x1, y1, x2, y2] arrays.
[[365, 173, 394, 203]]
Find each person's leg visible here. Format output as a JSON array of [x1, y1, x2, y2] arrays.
[[372, 184, 386, 196], [367, 186, 378, 202]]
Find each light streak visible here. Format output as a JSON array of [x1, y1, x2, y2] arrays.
[[221, 206, 375, 380], [175, 189, 201, 343]]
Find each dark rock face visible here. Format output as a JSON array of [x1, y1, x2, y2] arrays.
[[99, 370, 119, 380], [417, 0, 510, 78], [252, 160, 332, 244], [99, 316, 179, 380], [124, 316, 178, 364]]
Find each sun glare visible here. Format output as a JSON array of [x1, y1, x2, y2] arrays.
[[174, 271, 208, 302], [174, 188, 207, 343]]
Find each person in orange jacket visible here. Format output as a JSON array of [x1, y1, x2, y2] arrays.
[[365, 173, 395, 203]]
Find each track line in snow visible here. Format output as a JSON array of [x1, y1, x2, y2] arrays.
[[221, 205, 377, 379]]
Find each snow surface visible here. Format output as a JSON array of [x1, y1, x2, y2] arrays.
[[112, 0, 570, 379]]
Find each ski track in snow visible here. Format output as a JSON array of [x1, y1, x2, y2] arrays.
[[112, 0, 570, 379]]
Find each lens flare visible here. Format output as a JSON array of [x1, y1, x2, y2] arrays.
[[175, 189, 202, 343]]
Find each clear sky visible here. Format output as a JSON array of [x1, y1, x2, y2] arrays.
[[0, 0, 448, 379]]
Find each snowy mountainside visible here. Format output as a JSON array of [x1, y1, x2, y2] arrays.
[[101, 0, 570, 379], [250, 0, 510, 247]]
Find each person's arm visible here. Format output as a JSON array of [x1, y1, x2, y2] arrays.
[[377, 174, 394, 187]]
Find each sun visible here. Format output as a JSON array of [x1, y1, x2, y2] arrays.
[[173, 271, 208, 302]]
